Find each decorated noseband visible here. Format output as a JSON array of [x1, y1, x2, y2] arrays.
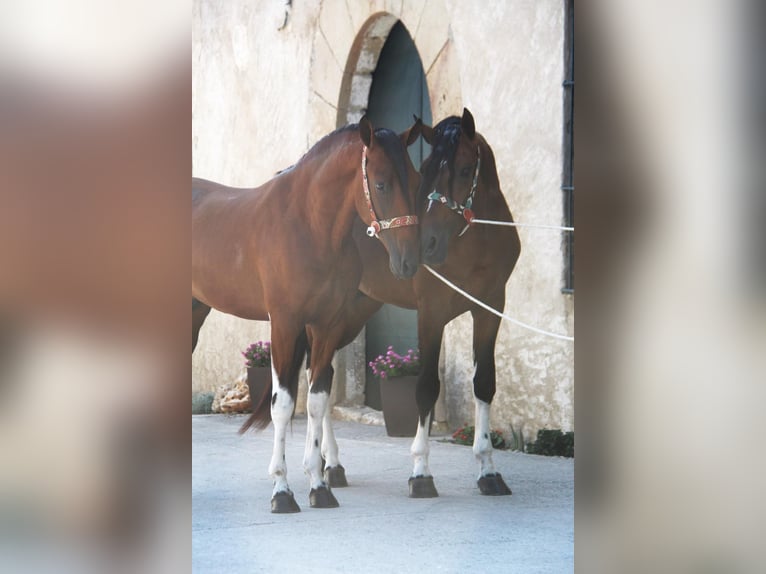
[[427, 147, 481, 237], [362, 146, 419, 238]]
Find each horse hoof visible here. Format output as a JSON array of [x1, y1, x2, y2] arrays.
[[477, 472, 512, 496], [309, 485, 339, 508], [271, 491, 301, 513], [408, 475, 439, 498], [324, 465, 348, 488]]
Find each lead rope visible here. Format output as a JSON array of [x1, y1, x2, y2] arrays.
[[423, 265, 574, 342], [426, 146, 574, 233], [472, 219, 574, 232]]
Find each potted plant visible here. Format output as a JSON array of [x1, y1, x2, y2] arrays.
[[369, 346, 421, 437], [242, 341, 272, 409]]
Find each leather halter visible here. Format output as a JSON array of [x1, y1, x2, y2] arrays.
[[362, 146, 419, 238], [427, 146, 481, 237]]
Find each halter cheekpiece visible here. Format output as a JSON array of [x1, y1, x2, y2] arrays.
[[427, 146, 481, 237], [362, 146, 419, 238]]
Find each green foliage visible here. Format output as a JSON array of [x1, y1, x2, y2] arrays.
[[192, 392, 214, 414], [526, 429, 574, 458]]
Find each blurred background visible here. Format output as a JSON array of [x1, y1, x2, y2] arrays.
[[0, 1, 189, 572]]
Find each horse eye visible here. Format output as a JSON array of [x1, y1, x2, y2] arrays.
[[375, 182, 386, 192], [460, 166, 471, 178]]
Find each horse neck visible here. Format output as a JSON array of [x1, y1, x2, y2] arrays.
[[476, 138, 512, 221], [302, 138, 363, 251]]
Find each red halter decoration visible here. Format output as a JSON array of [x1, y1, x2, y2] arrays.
[[361, 146, 419, 238]]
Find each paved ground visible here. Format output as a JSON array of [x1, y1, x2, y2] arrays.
[[192, 414, 573, 574]]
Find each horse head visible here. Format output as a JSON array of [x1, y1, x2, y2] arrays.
[[418, 108, 486, 265], [357, 116, 422, 279]]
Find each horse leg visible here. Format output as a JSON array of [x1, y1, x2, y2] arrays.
[[321, 391, 347, 487], [313, 292, 381, 488], [408, 309, 446, 498], [268, 319, 308, 513], [471, 306, 512, 496], [328, 292, 384, 487], [302, 332, 345, 509], [302, 336, 343, 487], [302, 335, 342, 486], [192, 298, 211, 352]]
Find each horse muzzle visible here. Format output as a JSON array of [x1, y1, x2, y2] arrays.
[[389, 248, 419, 279]]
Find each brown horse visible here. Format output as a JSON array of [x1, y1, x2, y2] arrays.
[[314, 109, 521, 497], [192, 117, 423, 512]]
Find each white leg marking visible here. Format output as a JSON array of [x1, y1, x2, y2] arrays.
[[321, 398, 340, 468], [268, 361, 294, 496], [410, 412, 432, 477], [473, 397, 497, 478], [303, 390, 329, 489]]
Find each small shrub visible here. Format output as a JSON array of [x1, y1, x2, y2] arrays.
[[526, 429, 574, 458], [192, 392, 215, 414]]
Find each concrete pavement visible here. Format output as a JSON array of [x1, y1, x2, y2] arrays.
[[192, 413, 573, 574]]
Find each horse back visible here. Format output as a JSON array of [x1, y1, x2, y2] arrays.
[[191, 178, 270, 318]]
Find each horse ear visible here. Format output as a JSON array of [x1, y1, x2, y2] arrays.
[[420, 122, 435, 145], [401, 117, 423, 148], [359, 115, 374, 148], [461, 108, 476, 140]]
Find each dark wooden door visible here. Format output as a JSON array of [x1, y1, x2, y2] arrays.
[[364, 21, 432, 409]]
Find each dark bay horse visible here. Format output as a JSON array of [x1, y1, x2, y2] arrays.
[[192, 117, 423, 512], [317, 109, 521, 497]]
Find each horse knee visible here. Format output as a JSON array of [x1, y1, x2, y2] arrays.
[[415, 375, 440, 410]]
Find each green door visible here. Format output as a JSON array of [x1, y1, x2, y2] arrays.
[[364, 21, 432, 409]]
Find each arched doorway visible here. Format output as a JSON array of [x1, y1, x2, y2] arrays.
[[362, 21, 432, 409]]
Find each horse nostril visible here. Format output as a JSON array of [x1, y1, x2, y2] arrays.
[[402, 259, 415, 277], [425, 236, 437, 255]]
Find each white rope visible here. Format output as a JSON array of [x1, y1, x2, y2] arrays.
[[471, 218, 574, 232], [423, 265, 574, 342]]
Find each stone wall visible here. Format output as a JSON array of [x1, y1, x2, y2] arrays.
[[193, 0, 573, 439]]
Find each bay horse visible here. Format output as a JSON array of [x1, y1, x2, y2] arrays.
[[192, 117, 423, 512], [313, 109, 521, 497]]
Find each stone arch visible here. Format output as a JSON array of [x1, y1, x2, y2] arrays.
[[307, 0, 461, 141], [336, 13, 400, 125]]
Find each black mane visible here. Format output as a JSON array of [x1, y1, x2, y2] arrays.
[[372, 127, 408, 196], [420, 116, 462, 200], [278, 124, 407, 193]]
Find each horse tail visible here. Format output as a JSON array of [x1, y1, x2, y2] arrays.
[[239, 328, 308, 433]]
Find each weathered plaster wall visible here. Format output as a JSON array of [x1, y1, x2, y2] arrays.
[[192, 0, 573, 438], [192, 0, 321, 407]]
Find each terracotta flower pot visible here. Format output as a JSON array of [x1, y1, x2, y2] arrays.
[[379, 374, 420, 437], [246, 366, 272, 410]]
